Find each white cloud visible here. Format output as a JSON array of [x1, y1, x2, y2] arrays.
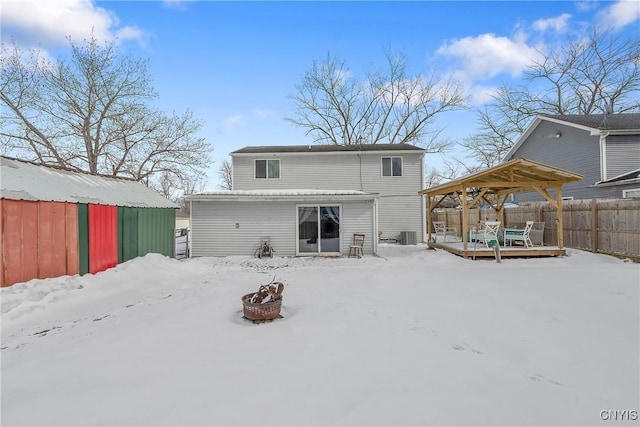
[[596, 0, 640, 30], [532, 13, 572, 33], [162, 0, 192, 11], [468, 85, 500, 106], [576, 1, 598, 12], [1, 0, 144, 47], [437, 33, 543, 81], [221, 115, 247, 133], [253, 109, 276, 119]]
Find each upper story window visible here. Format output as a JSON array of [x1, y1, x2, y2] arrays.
[[255, 159, 280, 179], [382, 157, 402, 177]]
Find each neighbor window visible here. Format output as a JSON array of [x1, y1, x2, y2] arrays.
[[255, 159, 280, 179], [382, 157, 402, 177], [623, 188, 640, 199]]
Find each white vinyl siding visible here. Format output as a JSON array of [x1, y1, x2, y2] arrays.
[[190, 199, 375, 257], [377, 195, 423, 240], [605, 136, 640, 180], [232, 152, 424, 241]]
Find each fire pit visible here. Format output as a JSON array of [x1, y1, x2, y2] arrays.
[[241, 280, 284, 321]]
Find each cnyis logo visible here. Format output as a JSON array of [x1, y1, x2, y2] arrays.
[[600, 409, 638, 421]]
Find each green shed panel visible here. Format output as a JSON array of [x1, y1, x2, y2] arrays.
[[77, 203, 89, 275], [118, 207, 139, 263], [137, 208, 175, 258]]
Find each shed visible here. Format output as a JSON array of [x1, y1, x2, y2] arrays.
[[1, 156, 179, 287], [186, 190, 379, 257]]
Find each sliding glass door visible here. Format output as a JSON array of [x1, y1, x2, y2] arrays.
[[297, 205, 341, 254]]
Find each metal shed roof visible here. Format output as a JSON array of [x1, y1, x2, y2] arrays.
[[0, 156, 179, 208]]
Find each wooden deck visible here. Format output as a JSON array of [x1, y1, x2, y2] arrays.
[[428, 240, 566, 259]]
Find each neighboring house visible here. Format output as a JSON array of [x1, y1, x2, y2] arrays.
[[504, 113, 640, 201], [176, 211, 190, 230], [186, 144, 426, 257], [0, 156, 178, 287]]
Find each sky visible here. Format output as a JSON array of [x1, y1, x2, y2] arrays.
[[2, 245, 638, 425], [2, 0, 639, 190]]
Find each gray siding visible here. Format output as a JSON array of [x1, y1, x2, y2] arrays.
[[232, 151, 424, 240], [606, 135, 640, 179], [507, 122, 603, 200], [191, 199, 375, 257]]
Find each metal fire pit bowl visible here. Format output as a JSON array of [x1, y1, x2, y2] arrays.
[[241, 293, 282, 321]]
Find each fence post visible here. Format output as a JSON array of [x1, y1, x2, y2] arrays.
[[591, 199, 598, 253]]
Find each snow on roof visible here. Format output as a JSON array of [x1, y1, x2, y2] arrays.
[[0, 156, 178, 208], [186, 189, 379, 200]]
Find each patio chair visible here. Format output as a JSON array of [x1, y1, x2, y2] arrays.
[[530, 222, 545, 246], [504, 220, 534, 249], [348, 233, 365, 258], [472, 221, 501, 247], [433, 221, 457, 242]]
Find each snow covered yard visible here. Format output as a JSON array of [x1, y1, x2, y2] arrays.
[[1, 245, 638, 426]]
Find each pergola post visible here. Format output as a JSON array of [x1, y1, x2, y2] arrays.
[[461, 187, 469, 250], [556, 186, 564, 248], [427, 196, 433, 245]]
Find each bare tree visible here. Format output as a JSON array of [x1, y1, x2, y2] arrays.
[[0, 35, 212, 192], [287, 50, 466, 151], [217, 159, 233, 190], [156, 169, 206, 201], [463, 30, 640, 167]]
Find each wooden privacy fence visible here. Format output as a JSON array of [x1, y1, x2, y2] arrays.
[[431, 198, 640, 262]]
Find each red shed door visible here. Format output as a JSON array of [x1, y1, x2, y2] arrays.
[[88, 205, 118, 274]]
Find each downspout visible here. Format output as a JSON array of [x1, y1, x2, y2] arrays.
[[373, 197, 379, 254], [421, 155, 427, 243], [188, 199, 193, 258], [599, 131, 609, 181], [358, 149, 363, 191]]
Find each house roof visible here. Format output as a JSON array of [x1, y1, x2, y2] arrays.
[[595, 168, 640, 186], [539, 113, 640, 131], [185, 189, 379, 202], [419, 157, 583, 200], [231, 144, 426, 155], [0, 156, 179, 208], [505, 113, 640, 160]]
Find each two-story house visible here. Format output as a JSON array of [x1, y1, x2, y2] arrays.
[[186, 144, 426, 257], [504, 113, 640, 201]]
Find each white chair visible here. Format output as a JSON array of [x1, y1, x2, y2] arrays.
[[504, 221, 534, 249], [433, 221, 457, 242], [348, 233, 365, 258], [472, 221, 501, 247]]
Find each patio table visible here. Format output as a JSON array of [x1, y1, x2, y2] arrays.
[[503, 227, 525, 246]]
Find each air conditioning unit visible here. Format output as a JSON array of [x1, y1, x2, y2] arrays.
[[399, 231, 416, 245]]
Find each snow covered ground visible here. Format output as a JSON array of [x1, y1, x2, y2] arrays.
[[2, 245, 638, 426]]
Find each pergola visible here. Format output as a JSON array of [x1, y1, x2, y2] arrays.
[[419, 158, 583, 251]]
